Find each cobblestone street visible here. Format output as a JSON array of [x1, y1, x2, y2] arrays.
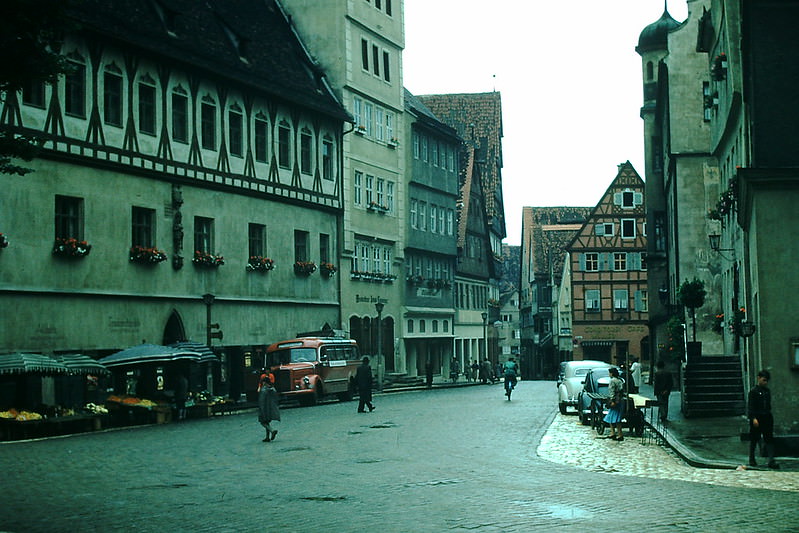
[[2, 382, 798, 532], [538, 412, 799, 493]]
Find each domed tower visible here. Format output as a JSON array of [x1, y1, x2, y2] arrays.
[[636, 4, 680, 183], [636, 3, 680, 359]]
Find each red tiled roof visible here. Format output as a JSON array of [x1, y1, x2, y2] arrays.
[[418, 92, 505, 236]]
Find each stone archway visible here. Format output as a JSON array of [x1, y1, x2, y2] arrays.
[[162, 310, 186, 346]]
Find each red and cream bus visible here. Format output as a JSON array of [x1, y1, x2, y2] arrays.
[[264, 337, 361, 406]]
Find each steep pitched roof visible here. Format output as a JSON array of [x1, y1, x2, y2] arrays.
[[522, 206, 592, 285], [67, 0, 350, 121], [566, 161, 646, 252], [417, 92, 505, 237], [457, 145, 476, 249]]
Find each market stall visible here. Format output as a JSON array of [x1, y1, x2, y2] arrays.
[[98, 344, 200, 425], [0, 353, 110, 440]]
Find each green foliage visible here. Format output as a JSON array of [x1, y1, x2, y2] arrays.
[[677, 278, 706, 310], [0, 0, 74, 175]]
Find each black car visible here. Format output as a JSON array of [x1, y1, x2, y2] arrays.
[[576, 367, 612, 425]]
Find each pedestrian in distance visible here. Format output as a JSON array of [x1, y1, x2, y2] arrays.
[[175, 373, 188, 421], [748, 369, 779, 469], [449, 356, 460, 383], [356, 356, 375, 413], [604, 367, 625, 441], [629, 357, 641, 394], [653, 359, 673, 423], [502, 357, 519, 399], [470, 360, 479, 383], [425, 359, 434, 389], [257, 374, 280, 442]]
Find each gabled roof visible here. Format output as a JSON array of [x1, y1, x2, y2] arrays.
[[566, 161, 645, 251], [417, 92, 505, 237], [457, 146, 477, 249], [522, 206, 592, 285], [67, 0, 350, 122], [404, 88, 460, 141]]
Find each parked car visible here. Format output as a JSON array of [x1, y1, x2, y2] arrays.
[[557, 360, 612, 414], [576, 367, 620, 425]]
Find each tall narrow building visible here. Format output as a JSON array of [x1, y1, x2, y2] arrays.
[[280, 0, 406, 384]]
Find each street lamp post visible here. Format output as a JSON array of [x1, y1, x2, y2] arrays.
[[375, 301, 384, 392], [481, 312, 488, 366]]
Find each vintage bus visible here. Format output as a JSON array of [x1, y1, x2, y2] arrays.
[[264, 337, 361, 406]]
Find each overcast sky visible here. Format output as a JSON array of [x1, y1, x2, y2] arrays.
[[403, 0, 689, 245]]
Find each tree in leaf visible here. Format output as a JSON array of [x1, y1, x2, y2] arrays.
[[0, 0, 74, 175], [678, 278, 706, 343]]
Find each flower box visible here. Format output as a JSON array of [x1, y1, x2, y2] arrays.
[[192, 250, 224, 268], [355, 126, 366, 135], [367, 202, 389, 213], [247, 256, 275, 272], [53, 237, 91, 258], [711, 53, 728, 81], [320, 262, 337, 277], [293, 261, 316, 276], [129, 245, 167, 265]]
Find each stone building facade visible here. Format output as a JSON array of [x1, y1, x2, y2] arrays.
[[0, 0, 351, 400], [566, 163, 649, 368]]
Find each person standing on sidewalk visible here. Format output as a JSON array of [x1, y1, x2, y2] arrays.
[[629, 357, 642, 394], [653, 360, 673, 423], [748, 369, 779, 469], [257, 374, 280, 442], [356, 356, 375, 413], [604, 367, 625, 441]]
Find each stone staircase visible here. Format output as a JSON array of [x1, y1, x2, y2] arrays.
[[681, 356, 745, 418]]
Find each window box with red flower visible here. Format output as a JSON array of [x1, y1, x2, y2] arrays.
[[192, 250, 224, 267], [488, 298, 501, 308], [320, 262, 337, 277], [711, 52, 728, 81], [406, 274, 424, 286], [367, 201, 389, 213], [247, 256, 274, 272], [53, 237, 91, 258], [293, 261, 316, 276], [130, 245, 167, 264]]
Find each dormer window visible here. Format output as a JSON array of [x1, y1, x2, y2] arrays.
[[151, 0, 177, 36], [218, 17, 248, 62]]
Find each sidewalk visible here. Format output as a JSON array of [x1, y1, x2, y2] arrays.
[[385, 376, 799, 472], [636, 382, 799, 472]]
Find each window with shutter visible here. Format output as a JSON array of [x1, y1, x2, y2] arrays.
[[614, 290, 629, 311]]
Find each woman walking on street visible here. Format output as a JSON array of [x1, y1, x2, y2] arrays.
[[258, 374, 280, 442], [604, 367, 625, 441]]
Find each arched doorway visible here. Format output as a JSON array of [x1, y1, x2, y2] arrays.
[[162, 310, 186, 345]]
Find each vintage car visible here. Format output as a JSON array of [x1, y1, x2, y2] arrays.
[[576, 367, 614, 425], [265, 337, 361, 406], [557, 360, 611, 414]]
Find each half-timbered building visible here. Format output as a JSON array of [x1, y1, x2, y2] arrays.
[[0, 0, 350, 401], [566, 162, 649, 366]]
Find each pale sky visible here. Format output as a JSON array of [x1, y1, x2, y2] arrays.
[[403, 0, 689, 245]]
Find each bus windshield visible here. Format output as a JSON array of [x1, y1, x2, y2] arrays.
[[268, 347, 317, 365]]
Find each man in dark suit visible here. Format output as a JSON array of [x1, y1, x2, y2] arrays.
[[356, 356, 375, 413]]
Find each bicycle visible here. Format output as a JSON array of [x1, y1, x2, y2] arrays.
[[504, 375, 516, 400]]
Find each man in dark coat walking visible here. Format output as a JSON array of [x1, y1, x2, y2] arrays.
[[356, 356, 375, 413], [748, 369, 778, 468], [653, 359, 673, 423]]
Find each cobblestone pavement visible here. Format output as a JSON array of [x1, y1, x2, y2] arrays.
[[2, 381, 799, 532], [537, 412, 799, 493]]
